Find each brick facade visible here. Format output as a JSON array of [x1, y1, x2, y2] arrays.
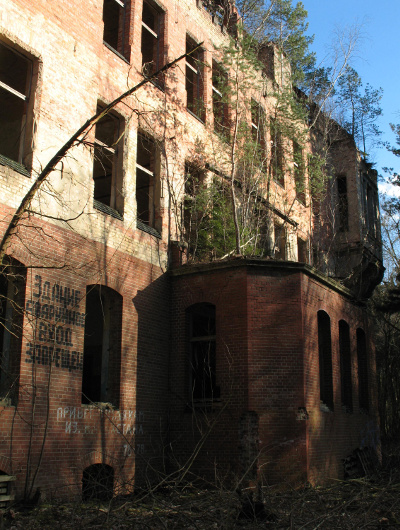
[[0, 0, 382, 499]]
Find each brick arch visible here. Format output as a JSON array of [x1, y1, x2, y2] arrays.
[[80, 450, 119, 471]]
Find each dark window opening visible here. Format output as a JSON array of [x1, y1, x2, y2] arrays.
[[337, 175, 349, 232], [318, 310, 334, 411], [141, 1, 164, 84], [0, 259, 26, 404], [251, 99, 266, 161], [187, 303, 219, 403], [366, 184, 378, 238], [93, 107, 124, 217], [0, 42, 32, 166], [186, 37, 204, 121], [293, 140, 306, 203], [184, 163, 205, 254], [297, 238, 307, 262], [103, 0, 130, 60], [274, 224, 286, 260], [357, 328, 369, 412], [339, 320, 352, 413], [201, 0, 225, 26], [212, 61, 228, 138], [82, 285, 122, 407], [136, 133, 160, 231], [270, 119, 284, 186], [82, 464, 114, 501]]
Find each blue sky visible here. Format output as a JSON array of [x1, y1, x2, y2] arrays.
[[303, 0, 400, 185]]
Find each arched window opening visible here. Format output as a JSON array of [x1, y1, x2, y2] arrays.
[[82, 464, 114, 501], [187, 303, 219, 404], [357, 328, 369, 412], [339, 320, 352, 413], [0, 259, 26, 404], [318, 311, 334, 411], [82, 286, 122, 407]]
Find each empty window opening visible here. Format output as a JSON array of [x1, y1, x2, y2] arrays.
[[82, 285, 122, 407], [186, 37, 204, 121], [337, 175, 349, 232], [251, 100, 266, 160], [103, 0, 129, 59], [212, 61, 228, 137], [366, 183, 378, 238], [93, 107, 124, 217], [141, 1, 164, 81], [0, 42, 32, 165], [297, 237, 307, 262], [184, 163, 205, 255], [187, 303, 219, 403], [274, 224, 286, 260], [357, 328, 369, 412], [136, 133, 160, 230], [339, 320, 352, 413], [0, 260, 26, 404], [318, 310, 334, 411], [293, 141, 305, 203], [82, 464, 114, 501], [270, 119, 284, 186]]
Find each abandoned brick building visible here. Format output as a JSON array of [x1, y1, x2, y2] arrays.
[[0, 0, 383, 500]]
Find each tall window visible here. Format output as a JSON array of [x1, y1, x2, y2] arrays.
[[82, 285, 122, 407], [297, 237, 307, 262], [102, 0, 130, 60], [339, 320, 352, 412], [184, 163, 205, 254], [293, 140, 305, 203], [186, 36, 204, 121], [274, 224, 286, 260], [136, 132, 160, 230], [141, 1, 164, 82], [93, 107, 124, 218], [0, 260, 26, 404], [357, 328, 369, 412], [318, 311, 334, 411], [251, 100, 266, 160], [212, 61, 228, 137], [0, 42, 32, 168], [187, 303, 219, 403], [337, 175, 349, 232], [270, 119, 284, 186]]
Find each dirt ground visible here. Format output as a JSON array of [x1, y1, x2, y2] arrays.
[[2, 469, 400, 529]]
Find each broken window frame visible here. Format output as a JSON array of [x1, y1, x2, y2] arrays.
[[274, 223, 286, 260], [0, 41, 33, 173], [251, 99, 267, 162], [136, 132, 161, 232], [339, 320, 353, 413], [186, 36, 205, 122], [337, 175, 349, 232], [357, 328, 369, 413], [81, 285, 122, 408], [187, 303, 219, 405], [102, 0, 130, 61], [297, 237, 307, 263], [269, 119, 284, 187], [92, 106, 124, 219], [317, 310, 334, 411], [183, 163, 206, 256], [0, 259, 26, 405], [293, 140, 306, 204], [141, 0, 164, 85], [212, 61, 228, 138]]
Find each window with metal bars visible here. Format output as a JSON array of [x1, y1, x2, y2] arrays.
[[93, 106, 124, 218], [187, 303, 219, 403], [186, 36, 204, 121]]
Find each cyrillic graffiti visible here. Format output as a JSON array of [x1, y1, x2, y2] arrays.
[[25, 274, 84, 371]]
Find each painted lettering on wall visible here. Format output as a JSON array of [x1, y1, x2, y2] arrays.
[[25, 275, 84, 371]]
